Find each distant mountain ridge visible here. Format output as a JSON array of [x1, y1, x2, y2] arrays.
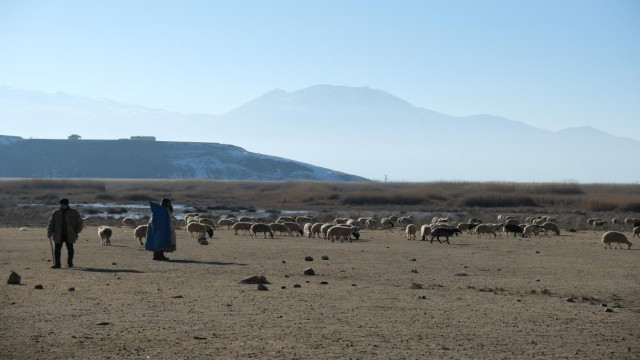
[[0, 136, 367, 181], [1, 84, 639, 182]]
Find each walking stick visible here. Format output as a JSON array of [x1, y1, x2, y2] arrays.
[[48, 236, 55, 263]]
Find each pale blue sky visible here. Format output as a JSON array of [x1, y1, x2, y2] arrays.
[[1, 0, 639, 139]]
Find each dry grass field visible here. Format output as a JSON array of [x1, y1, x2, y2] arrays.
[[1, 224, 639, 359]]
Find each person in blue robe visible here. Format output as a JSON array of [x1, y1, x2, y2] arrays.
[[144, 198, 176, 261]]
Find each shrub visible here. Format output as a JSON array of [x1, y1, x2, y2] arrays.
[[460, 195, 538, 208]]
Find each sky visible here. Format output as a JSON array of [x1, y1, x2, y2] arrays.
[[1, 0, 639, 140]]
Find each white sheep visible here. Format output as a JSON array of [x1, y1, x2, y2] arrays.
[[250, 223, 274, 238], [269, 223, 292, 236], [303, 223, 313, 238], [593, 220, 607, 229], [282, 222, 304, 236], [198, 217, 217, 229], [133, 225, 148, 245], [542, 222, 560, 235], [602, 231, 632, 249], [122, 217, 137, 228], [327, 225, 359, 242], [98, 226, 113, 246], [523, 224, 542, 238], [320, 224, 335, 239], [310, 223, 323, 238], [380, 218, 394, 229], [398, 217, 413, 226], [474, 224, 496, 238], [366, 219, 378, 230], [405, 224, 417, 240], [420, 225, 431, 241], [217, 218, 236, 229], [505, 218, 520, 226], [232, 222, 254, 236], [187, 222, 213, 238]]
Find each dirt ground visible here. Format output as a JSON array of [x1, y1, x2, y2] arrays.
[[1, 224, 639, 359]]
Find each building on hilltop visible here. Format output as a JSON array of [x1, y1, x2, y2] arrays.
[[68, 134, 81, 140], [130, 136, 156, 141]]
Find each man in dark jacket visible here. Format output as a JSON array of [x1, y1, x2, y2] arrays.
[[47, 198, 84, 268]]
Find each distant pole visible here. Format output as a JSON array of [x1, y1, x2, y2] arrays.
[[384, 174, 387, 182]]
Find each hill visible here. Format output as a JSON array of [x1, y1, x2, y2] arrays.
[[0, 136, 367, 181]]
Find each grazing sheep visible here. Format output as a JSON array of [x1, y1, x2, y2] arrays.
[[327, 225, 360, 242], [186, 222, 213, 238], [98, 226, 113, 246], [388, 216, 399, 223], [133, 225, 148, 245], [250, 223, 274, 239], [430, 227, 461, 244], [587, 218, 603, 226], [269, 223, 293, 236], [405, 224, 417, 240], [380, 218, 394, 229], [523, 224, 542, 238], [310, 223, 323, 238], [303, 223, 313, 238], [333, 217, 349, 225], [217, 218, 236, 229], [457, 223, 478, 234], [542, 222, 560, 236], [505, 218, 520, 226], [320, 224, 335, 239], [602, 231, 632, 249], [232, 222, 254, 236], [420, 225, 431, 241], [398, 217, 413, 226], [611, 218, 619, 225], [346, 219, 360, 228], [366, 219, 379, 230], [532, 218, 546, 226], [633, 226, 640, 238], [474, 224, 496, 238], [624, 218, 638, 226], [122, 217, 137, 228], [198, 217, 217, 229], [296, 216, 315, 226], [469, 218, 483, 225], [282, 222, 304, 236], [593, 220, 607, 229], [503, 224, 523, 237]]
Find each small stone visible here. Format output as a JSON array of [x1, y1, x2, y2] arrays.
[[303, 268, 315, 276], [321, 255, 329, 260], [305, 256, 314, 262], [600, 303, 608, 307], [239, 276, 270, 284], [282, 260, 286, 264], [411, 269, 418, 273], [612, 302, 621, 308], [535, 251, 540, 254], [34, 285, 44, 290], [410, 258, 417, 261], [7, 271, 21, 285], [293, 284, 302, 288], [193, 336, 207, 340], [566, 298, 575, 303], [112, 262, 117, 265], [172, 295, 183, 299], [257, 284, 268, 291], [455, 273, 468, 277], [281, 286, 287, 289], [351, 284, 357, 286], [95, 321, 111, 326], [604, 308, 614, 313], [68, 287, 75, 292], [319, 281, 328, 285]]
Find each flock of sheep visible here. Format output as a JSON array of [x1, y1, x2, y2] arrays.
[[91, 212, 640, 250]]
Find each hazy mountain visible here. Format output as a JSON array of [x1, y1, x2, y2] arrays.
[[1, 85, 639, 182], [0, 136, 367, 181]]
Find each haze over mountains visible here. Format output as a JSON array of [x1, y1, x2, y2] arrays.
[[2, 85, 638, 182]]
